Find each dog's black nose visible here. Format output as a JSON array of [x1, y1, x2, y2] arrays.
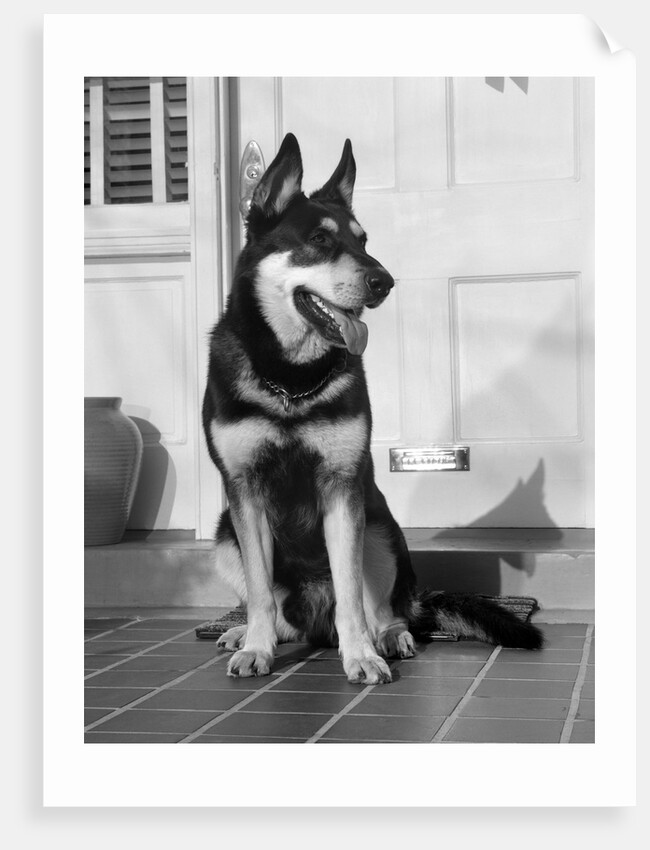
[[364, 268, 394, 299]]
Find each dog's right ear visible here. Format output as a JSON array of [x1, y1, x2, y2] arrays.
[[310, 139, 356, 208], [247, 133, 303, 227]]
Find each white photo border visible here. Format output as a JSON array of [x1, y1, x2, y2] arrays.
[[43, 13, 635, 807]]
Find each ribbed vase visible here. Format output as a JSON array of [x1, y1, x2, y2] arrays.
[[84, 397, 143, 546]]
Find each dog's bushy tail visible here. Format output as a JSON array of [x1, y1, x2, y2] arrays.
[[410, 590, 544, 649]]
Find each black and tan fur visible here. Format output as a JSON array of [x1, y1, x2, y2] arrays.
[[203, 134, 543, 685]]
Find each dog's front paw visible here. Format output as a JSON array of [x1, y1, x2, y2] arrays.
[[227, 648, 274, 678], [343, 653, 392, 685], [216, 625, 247, 652], [378, 627, 416, 659]]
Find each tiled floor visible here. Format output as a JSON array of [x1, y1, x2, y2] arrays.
[[84, 616, 594, 744]]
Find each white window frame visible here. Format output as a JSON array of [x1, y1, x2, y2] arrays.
[[84, 76, 192, 260]]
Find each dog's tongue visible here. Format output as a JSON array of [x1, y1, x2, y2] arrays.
[[328, 305, 368, 355]]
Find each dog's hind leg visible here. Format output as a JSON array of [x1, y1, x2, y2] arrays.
[[362, 524, 416, 660]]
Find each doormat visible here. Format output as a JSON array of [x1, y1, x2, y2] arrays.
[[195, 595, 539, 641]]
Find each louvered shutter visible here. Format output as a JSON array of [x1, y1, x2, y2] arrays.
[[84, 81, 91, 204], [84, 77, 188, 205], [164, 77, 189, 202]]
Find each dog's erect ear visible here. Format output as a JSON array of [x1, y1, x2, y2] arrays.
[[310, 139, 356, 208], [249, 133, 303, 220]]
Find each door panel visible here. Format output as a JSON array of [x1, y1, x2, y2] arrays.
[[236, 77, 594, 528], [451, 77, 578, 183], [84, 261, 196, 530], [451, 274, 582, 440]]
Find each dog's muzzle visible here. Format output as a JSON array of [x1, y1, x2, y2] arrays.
[[364, 268, 394, 304]]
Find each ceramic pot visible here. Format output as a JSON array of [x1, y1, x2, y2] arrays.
[[84, 397, 143, 546]]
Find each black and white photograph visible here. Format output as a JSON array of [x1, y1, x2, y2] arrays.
[[82, 74, 594, 746], [39, 12, 636, 811]]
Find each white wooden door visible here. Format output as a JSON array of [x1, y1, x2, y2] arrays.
[[236, 77, 594, 529]]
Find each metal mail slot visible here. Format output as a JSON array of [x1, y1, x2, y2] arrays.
[[389, 446, 470, 472]]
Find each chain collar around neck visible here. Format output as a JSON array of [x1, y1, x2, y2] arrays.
[[261, 353, 347, 412]]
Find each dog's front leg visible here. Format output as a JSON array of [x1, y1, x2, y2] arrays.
[[226, 485, 276, 677], [323, 490, 392, 684]]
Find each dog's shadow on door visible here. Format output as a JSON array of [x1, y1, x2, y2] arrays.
[[408, 459, 561, 596]]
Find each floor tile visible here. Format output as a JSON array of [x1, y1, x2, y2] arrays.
[[395, 661, 484, 678], [112, 655, 205, 673], [304, 647, 340, 659], [396, 660, 478, 678], [85, 670, 184, 688], [275, 674, 364, 693], [91, 709, 221, 734], [85, 732, 187, 743], [577, 699, 595, 720], [189, 735, 306, 743], [569, 721, 595, 743], [460, 696, 570, 719], [105, 628, 197, 642], [540, 636, 587, 650], [444, 718, 564, 743], [207, 711, 328, 739], [271, 654, 325, 674], [84, 618, 136, 631], [122, 619, 208, 631], [350, 693, 460, 716], [315, 738, 414, 744], [169, 634, 212, 644], [322, 714, 445, 742], [275, 642, 317, 657], [85, 687, 155, 708], [132, 688, 252, 712], [170, 668, 268, 691], [486, 662, 579, 681], [496, 648, 583, 664], [377, 676, 474, 696], [474, 678, 575, 699], [141, 642, 222, 657], [411, 643, 493, 662], [84, 654, 131, 669], [291, 658, 348, 676], [537, 624, 587, 636], [84, 640, 158, 655], [85, 708, 114, 724], [243, 690, 356, 714]]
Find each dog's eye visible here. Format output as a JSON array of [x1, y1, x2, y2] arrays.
[[359, 234, 368, 248], [310, 232, 327, 245]]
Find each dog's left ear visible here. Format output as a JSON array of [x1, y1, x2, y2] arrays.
[[310, 139, 356, 208]]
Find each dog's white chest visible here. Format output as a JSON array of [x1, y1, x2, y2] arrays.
[[211, 413, 367, 478], [294, 415, 368, 472]]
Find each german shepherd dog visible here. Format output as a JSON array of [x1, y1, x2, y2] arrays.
[[203, 134, 543, 685]]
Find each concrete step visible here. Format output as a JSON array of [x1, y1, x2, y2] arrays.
[[85, 533, 237, 609], [405, 528, 594, 617], [85, 527, 594, 618]]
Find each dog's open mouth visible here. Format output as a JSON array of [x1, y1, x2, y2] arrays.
[[294, 290, 368, 355]]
